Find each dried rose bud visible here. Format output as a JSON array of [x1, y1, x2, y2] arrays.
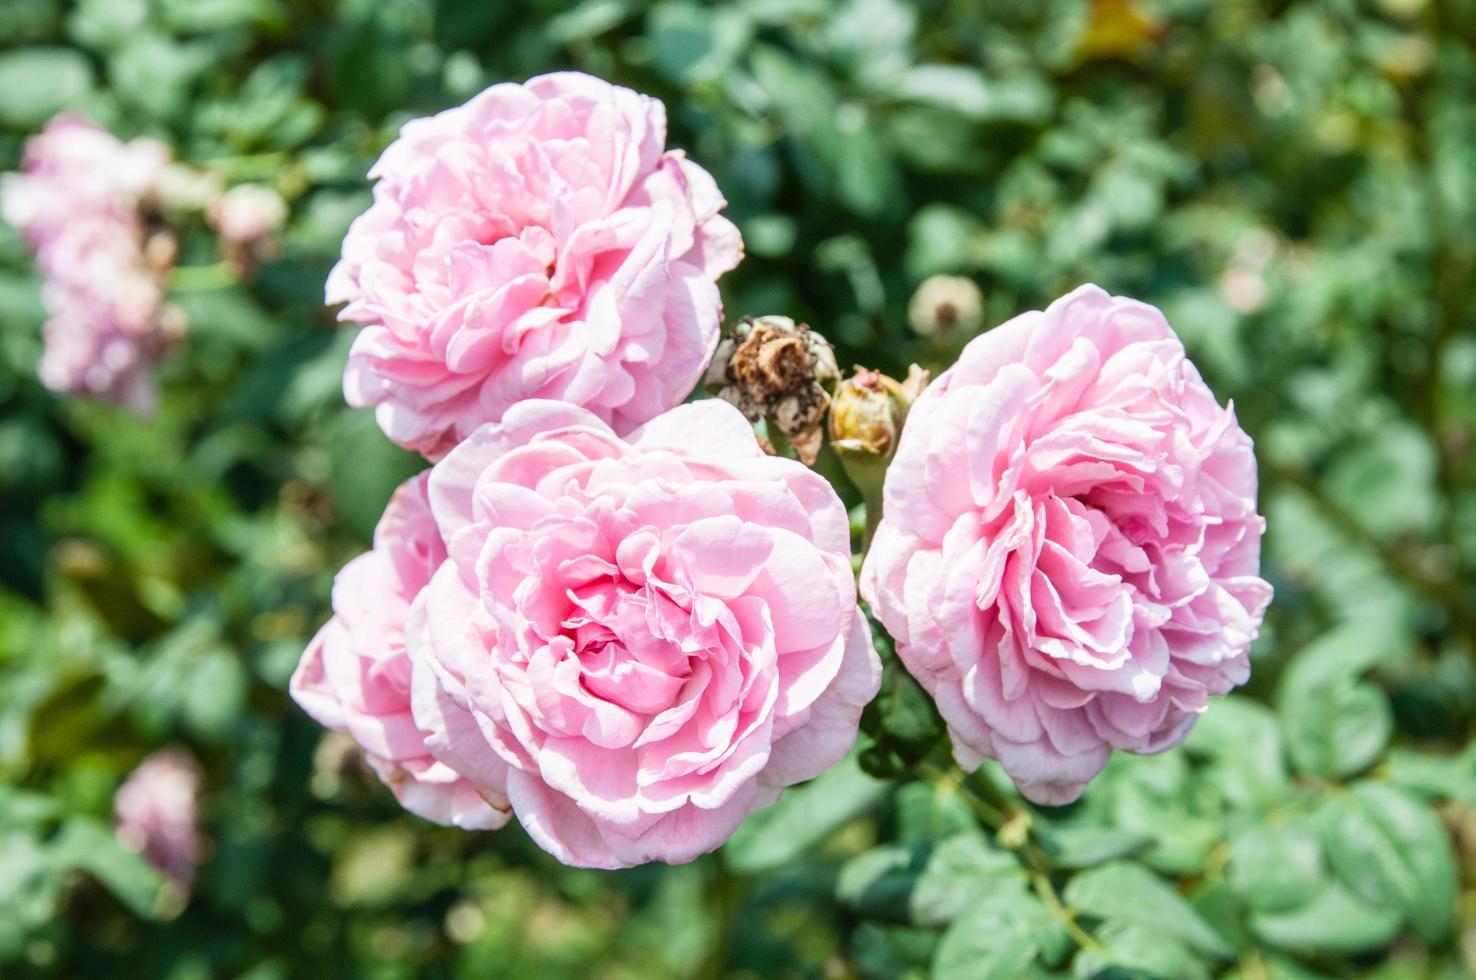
[[907, 275, 983, 338], [706, 315, 839, 464], [829, 365, 927, 545]]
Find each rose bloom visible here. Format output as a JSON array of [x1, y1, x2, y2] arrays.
[[862, 285, 1272, 804], [207, 183, 287, 248], [0, 114, 175, 412], [114, 748, 205, 888], [290, 473, 509, 830], [406, 399, 879, 867], [329, 72, 743, 458]]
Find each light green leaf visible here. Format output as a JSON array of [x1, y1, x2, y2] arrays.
[[933, 887, 1061, 980], [888, 66, 1054, 124], [1322, 782, 1457, 944], [0, 47, 92, 126], [1063, 861, 1231, 960], [1035, 824, 1153, 870], [1072, 921, 1211, 980], [1227, 818, 1325, 913], [1250, 881, 1402, 956], [1277, 626, 1396, 780], [1185, 697, 1290, 809], [911, 834, 1022, 927]]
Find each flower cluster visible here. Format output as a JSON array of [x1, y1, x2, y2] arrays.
[[276, 74, 1271, 865], [293, 400, 879, 867], [1, 116, 179, 412]]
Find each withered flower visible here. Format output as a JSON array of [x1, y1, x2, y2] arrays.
[[705, 315, 839, 464]]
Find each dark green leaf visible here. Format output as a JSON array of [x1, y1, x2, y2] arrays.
[[723, 754, 885, 873]]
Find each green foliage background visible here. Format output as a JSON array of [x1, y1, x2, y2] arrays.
[[2, 0, 1475, 977]]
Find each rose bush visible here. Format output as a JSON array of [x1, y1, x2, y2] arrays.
[[862, 285, 1272, 804], [329, 72, 743, 458], [290, 474, 510, 830], [404, 399, 879, 867]]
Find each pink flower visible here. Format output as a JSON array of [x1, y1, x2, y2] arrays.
[[291, 473, 510, 830], [330, 72, 744, 458], [114, 749, 205, 889], [861, 285, 1272, 804], [207, 183, 287, 248], [407, 399, 879, 867], [0, 115, 176, 412]]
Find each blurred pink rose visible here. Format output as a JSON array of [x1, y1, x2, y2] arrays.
[[329, 72, 743, 458], [861, 285, 1272, 804], [114, 749, 204, 889], [0, 115, 176, 412], [207, 183, 287, 248], [407, 399, 879, 868], [291, 473, 510, 830]]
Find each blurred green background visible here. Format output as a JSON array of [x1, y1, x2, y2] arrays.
[[2, 0, 1475, 977]]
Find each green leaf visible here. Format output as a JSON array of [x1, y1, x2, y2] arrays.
[[647, 2, 752, 87], [109, 32, 210, 119], [911, 834, 1022, 927], [50, 819, 163, 918], [858, 628, 945, 779], [894, 780, 976, 844], [887, 66, 1054, 124], [326, 409, 427, 541], [0, 787, 60, 829], [723, 753, 885, 873], [1063, 862, 1231, 960], [838, 833, 1021, 928], [837, 842, 931, 923], [1322, 782, 1457, 944], [1072, 922, 1211, 980], [1184, 697, 1290, 809], [1227, 818, 1325, 913], [1035, 824, 1153, 870], [1277, 626, 1395, 780], [0, 47, 92, 126], [546, 0, 633, 44], [0, 831, 60, 930], [1249, 881, 1402, 956], [1383, 746, 1476, 807], [932, 887, 1062, 980], [182, 647, 247, 744]]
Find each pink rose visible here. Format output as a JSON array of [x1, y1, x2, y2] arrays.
[[1, 115, 176, 412], [407, 399, 880, 868], [114, 748, 205, 889], [861, 285, 1272, 804], [291, 473, 510, 830], [207, 183, 287, 247], [329, 72, 744, 458]]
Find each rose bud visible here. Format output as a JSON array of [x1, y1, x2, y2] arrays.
[[907, 274, 983, 338]]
